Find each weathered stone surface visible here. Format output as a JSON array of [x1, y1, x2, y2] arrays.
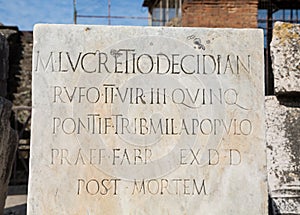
[[0, 27, 20, 101], [14, 31, 32, 110], [0, 34, 9, 97], [271, 22, 300, 94], [265, 96, 300, 214], [0, 27, 32, 124], [28, 24, 267, 214], [0, 97, 18, 213], [13, 31, 32, 132]]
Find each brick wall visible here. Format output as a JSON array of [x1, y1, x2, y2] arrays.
[[182, 0, 258, 28]]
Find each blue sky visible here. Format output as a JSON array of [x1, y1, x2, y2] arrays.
[[0, 0, 148, 30]]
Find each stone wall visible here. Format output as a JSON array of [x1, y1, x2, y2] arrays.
[[0, 34, 18, 213], [0, 34, 9, 97], [0, 28, 32, 183], [0, 26, 32, 127], [0, 98, 18, 213], [267, 22, 300, 214], [182, 0, 258, 28]]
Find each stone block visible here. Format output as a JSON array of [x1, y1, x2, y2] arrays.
[[28, 24, 267, 214], [271, 22, 300, 94], [265, 96, 300, 214], [0, 97, 18, 213]]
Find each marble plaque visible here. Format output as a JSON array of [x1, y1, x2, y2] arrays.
[[28, 24, 267, 214]]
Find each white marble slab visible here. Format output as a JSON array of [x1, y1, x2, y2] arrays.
[[28, 24, 267, 214]]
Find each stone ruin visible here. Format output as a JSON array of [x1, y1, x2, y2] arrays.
[[0, 33, 18, 214], [267, 21, 300, 214], [0, 21, 299, 214]]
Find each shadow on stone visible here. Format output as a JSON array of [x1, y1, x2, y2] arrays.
[[269, 194, 280, 215], [4, 203, 26, 215], [7, 185, 27, 195], [277, 92, 300, 108]]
